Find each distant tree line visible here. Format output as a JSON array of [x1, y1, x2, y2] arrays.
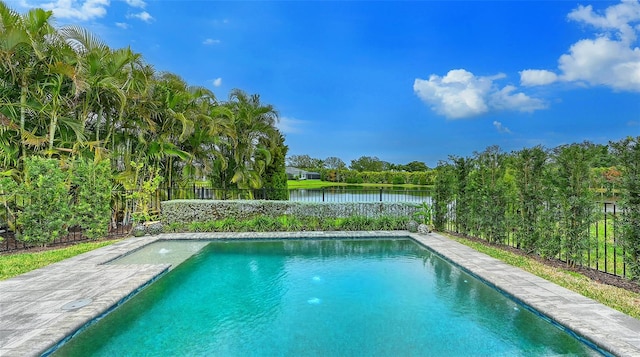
[[431, 139, 640, 279], [286, 155, 433, 185], [287, 154, 429, 172]]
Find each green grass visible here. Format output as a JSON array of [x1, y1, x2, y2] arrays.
[[287, 180, 348, 189], [0, 239, 120, 280], [5, 227, 637, 321], [583, 216, 625, 275], [287, 180, 432, 190], [448, 234, 640, 319]]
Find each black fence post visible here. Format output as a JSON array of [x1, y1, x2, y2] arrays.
[[595, 218, 600, 271], [613, 203, 617, 276], [604, 202, 608, 274], [322, 188, 325, 202], [379, 188, 383, 202]]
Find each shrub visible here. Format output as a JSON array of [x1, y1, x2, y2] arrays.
[[341, 216, 374, 230], [17, 157, 70, 245], [248, 215, 279, 231], [610, 136, 640, 279], [0, 176, 18, 237], [161, 200, 419, 224], [70, 158, 112, 239], [156, 214, 411, 234], [279, 215, 303, 230]]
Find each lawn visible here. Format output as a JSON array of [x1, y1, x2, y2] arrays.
[[449, 234, 640, 319], [0, 239, 120, 280], [2, 231, 638, 320], [287, 179, 432, 190]]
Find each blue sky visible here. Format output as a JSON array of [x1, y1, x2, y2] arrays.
[[15, 0, 640, 167]]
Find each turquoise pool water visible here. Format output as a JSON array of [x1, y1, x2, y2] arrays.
[[53, 239, 599, 356]]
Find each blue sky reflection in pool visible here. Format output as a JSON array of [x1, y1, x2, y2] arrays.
[[54, 239, 600, 356]]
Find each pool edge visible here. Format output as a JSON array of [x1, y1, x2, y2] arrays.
[[409, 232, 640, 357], [1, 231, 638, 357]]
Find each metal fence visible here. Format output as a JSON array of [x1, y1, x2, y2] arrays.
[[0, 187, 428, 253], [442, 201, 628, 278], [164, 185, 433, 203], [2, 186, 630, 280], [0, 190, 160, 253]]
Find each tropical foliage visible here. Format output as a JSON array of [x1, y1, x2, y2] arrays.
[[433, 139, 640, 279], [16, 157, 70, 243], [0, 2, 287, 241], [69, 158, 112, 239], [610, 137, 640, 278]]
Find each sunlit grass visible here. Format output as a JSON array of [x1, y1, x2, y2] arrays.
[[0, 239, 120, 280], [287, 180, 348, 189], [287, 180, 432, 190], [447, 234, 640, 319], [588, 215, 625, 275]]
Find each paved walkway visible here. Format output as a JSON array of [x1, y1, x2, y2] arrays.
[[1, 231, 639, 356]]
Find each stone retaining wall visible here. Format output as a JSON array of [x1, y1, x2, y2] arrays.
[[161, 200, 419, 224]]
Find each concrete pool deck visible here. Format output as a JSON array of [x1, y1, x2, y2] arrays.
[[0, 231, 639, 356]]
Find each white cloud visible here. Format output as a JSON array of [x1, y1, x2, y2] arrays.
[[490, 85, 547, 112], [413, 69, 546, 119], [125, 0, 146, 8], [203, 38, 221, 45], [520, 69, 558, 86], [558, 36, 640, 91], [128, 11, 153, 23], [276, 116, 307, 134], [414, 69, 491, 118], [115, 22, 129, 29], [493, 121, 512, 134], [212, 78, 222, 87], [33, 0, 110, 21], [524, 0, 640, 92], [567, 1, 640, 43]]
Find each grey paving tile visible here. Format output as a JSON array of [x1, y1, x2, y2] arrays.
[[1, 230, 639, 356], [411, 232, 640, 357]]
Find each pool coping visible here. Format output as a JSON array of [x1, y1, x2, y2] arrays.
[[0, 231, 638, 356]]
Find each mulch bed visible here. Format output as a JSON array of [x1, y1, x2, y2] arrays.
[[448, 232, 640, 294]]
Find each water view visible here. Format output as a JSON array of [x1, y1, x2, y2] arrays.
[[289, 186, 431, 203]]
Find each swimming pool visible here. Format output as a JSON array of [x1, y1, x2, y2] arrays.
[[51, 238, 600, 356]]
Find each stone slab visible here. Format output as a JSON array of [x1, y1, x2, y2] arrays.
[[0, 231, 638, 356]]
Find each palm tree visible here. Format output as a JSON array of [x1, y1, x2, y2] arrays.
[[224, 89, 279, 190], [175, 86, 232, 185], [0, 3, 57, 166], [59, 26, 130, 159]]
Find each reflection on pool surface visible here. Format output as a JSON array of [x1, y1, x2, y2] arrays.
[[54, 239, 600, 356], [107, 240, 210, 270]]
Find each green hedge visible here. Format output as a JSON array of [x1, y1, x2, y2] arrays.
[[163, 215, 412, 233], [161, 200, 420, 225]]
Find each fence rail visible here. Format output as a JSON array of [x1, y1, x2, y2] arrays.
[[0, 224, 131, 253], [442, 201, 627, 278], [0, 190, 154, 254], [1, 187, 632, 280], [1, 187, 429, 253], [165, 186, 433, 203]]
